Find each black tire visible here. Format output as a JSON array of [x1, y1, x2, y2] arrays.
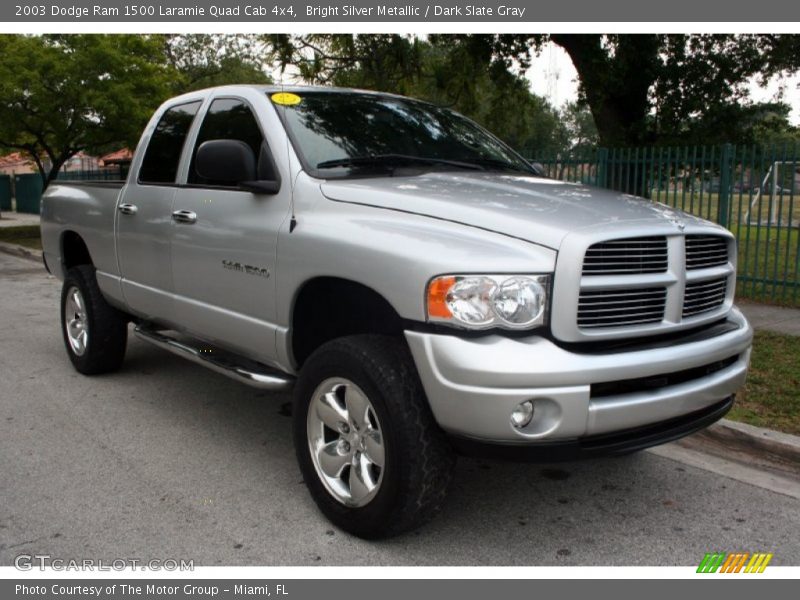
[[61, 265, 128, 375], [293, 335, 455, 539]]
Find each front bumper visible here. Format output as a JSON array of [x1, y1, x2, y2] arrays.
[[405, 307, 752, 445], [449, 396, 734, 461]]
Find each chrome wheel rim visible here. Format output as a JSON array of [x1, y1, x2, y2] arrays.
[[65, 286, 88, 357], [307, 378, 385, 507]]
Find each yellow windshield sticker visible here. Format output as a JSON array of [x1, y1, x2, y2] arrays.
[[271, 92, 302, 106]]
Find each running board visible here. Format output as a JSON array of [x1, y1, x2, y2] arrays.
[[133, 326, 294, 391]]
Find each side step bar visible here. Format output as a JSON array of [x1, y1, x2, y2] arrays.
[[133, 326, 294, 391]]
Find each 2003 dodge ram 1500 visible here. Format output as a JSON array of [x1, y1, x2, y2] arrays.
[[41, 85, 753, 538]]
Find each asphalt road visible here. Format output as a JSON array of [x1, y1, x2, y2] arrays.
[[1, 251, 798, 566]]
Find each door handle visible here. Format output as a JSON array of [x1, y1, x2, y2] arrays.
[[118, 203, 138, 216], [171, 210, 197, 224]]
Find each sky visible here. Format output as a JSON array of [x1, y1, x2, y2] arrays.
[[526, 42, 800, 126]]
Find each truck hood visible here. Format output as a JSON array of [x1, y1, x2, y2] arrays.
[[320, 172, 715, 249]]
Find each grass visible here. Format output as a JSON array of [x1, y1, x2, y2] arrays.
[[728, 331, 800, 435], [0, 224, 42, 250], [734, 226, 799, 307]]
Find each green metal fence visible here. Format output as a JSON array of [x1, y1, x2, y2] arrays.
[[56, 165, 128, 181], [14, 173, 43, 214], [531, 144, 800, 307], [0, 175, 11, 211], [2, 166, 127, 216]]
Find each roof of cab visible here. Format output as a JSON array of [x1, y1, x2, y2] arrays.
[[173, 84, 418, 102]]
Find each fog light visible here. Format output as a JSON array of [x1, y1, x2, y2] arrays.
[[511, 400, 534, 429]]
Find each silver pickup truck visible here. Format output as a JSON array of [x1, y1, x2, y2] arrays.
[[41, 85, 753, 538]]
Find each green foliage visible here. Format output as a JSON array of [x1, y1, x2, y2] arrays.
[[560, 102, 599, 154], [747, 104, 800, 147], [0, 34, 174, 186], [430, 34, 800, 147], [163, 34, 271, 92], [0, 34, 272, 189]]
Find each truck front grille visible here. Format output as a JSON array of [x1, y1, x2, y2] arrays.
[[582, 236, 668, 275], [563, 233, 733, 335], [578, 287, 667, 328], [683, 277, 728, 318], [686, 235, 729, 270]]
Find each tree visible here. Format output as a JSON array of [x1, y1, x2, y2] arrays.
[[435, 34, 800, 148], [267, 34, 422, 92], [163, 34, 272, 92], [561, 102, 599, 154], [0, 35, 174, 189], [745, 103, 800, 148]]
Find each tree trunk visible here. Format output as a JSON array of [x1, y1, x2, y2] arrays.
[[550, 34, 660, 148], [550, 34, 661, 198], [43, 159, 65, 191]]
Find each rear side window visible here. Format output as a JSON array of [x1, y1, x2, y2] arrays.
[[138, 101, 201, 184], [188, 98, 266, 186]]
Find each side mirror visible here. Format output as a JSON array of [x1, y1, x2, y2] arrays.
[[196, 139, 257, 184], [240, 180, 281, 194], [195, 139, 280, 194]]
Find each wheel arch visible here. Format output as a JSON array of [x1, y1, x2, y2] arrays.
[[60, 230, 93, 270], [289, 276, 407, 369]]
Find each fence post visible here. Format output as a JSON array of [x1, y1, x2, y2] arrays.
[[597, 148, 609, 188], [718, 143, 734, 228]]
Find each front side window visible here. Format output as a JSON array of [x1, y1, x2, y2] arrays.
[[270, 91, 535, 178], [138, 101, 201, 184], [188, 98, 266, 186]]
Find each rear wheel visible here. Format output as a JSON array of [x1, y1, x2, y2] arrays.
[[61, 265, 128, 374], [293, 335, 455, 538]]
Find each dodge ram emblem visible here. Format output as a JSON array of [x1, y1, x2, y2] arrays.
[[671, 218, 687, 231]]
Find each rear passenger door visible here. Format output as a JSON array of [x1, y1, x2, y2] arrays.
[[169, 96, 291, 366], [116, 100, 201, 322]]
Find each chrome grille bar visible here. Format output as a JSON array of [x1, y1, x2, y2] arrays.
[[578, 287, 667, 328], [686, 235, 729, 270], [583, 236, 668, 275]]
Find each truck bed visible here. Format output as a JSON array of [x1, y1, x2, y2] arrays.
[[40, 180, 125, 281]]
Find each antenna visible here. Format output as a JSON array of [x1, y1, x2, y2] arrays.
[[278, 78, 298, 233]]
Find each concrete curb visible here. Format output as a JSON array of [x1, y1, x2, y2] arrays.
[[0, 240, 44, 264], [677, 418, 800, 481]]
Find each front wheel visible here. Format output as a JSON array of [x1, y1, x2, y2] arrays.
[[293, 335, 455, 538]]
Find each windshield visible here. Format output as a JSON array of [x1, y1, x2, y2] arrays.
[[270, 91, 536, 178]]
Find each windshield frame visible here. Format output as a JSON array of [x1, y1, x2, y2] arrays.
[[268, 90, 539, 180]]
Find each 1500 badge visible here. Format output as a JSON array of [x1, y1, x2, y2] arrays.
[[222, 260, 270, 278]]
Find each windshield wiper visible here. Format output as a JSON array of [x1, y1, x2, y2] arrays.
[[316, 154, 484, 171]]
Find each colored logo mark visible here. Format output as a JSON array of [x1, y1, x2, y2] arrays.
[[697, 552, 773, 573]]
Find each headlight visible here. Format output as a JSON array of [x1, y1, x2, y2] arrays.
[[426, 274, 549, 330]]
